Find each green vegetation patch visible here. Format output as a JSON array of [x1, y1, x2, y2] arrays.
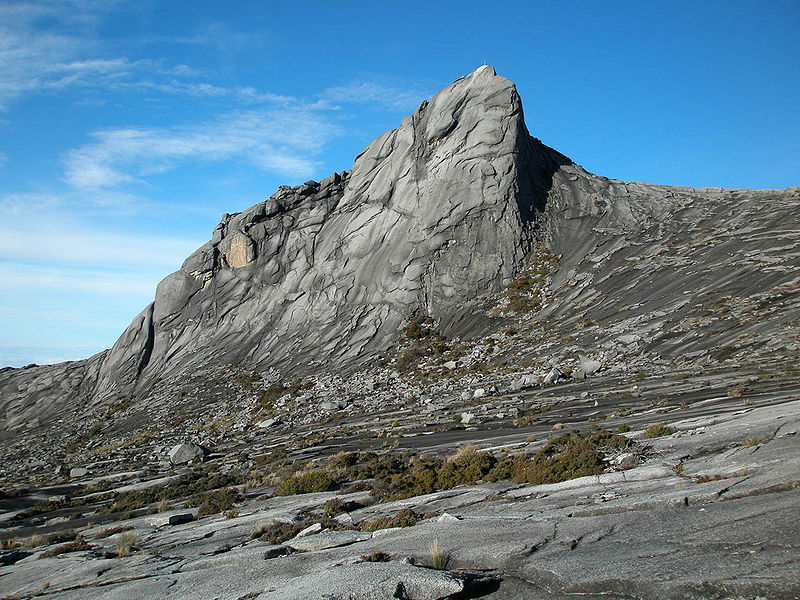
[[100, 470, 242, 515], [503, 430, 629, 485], [188, 487, 241, 516], [644, 423, 677, 438], [395, 314, 454, 372], [501, 243, 559, 313], [262, 430, 631, 503], [359, 509, 419, 532]]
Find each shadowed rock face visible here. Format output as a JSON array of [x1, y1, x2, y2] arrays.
[[94, 66, 567, 396]]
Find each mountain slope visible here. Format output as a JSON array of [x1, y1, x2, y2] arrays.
[[0, 66, 798, 448]]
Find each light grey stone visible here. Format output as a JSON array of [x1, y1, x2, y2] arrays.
[[296, 522, 323, 537], [257, 562, 464, 600], [284, 530, 372, 552], [167, 443, 205, 465]]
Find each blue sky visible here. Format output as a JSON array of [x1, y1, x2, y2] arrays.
[[1, 0, 798, 367]]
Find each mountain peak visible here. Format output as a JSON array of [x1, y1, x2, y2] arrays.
[[76, 66, 564, 394], [470, 63, 496, 77]]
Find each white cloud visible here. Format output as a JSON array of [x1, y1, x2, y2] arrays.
[[0, 2, 288, 111], [114, 79, 295, 105], [0, 219, 197, 269], [0, 152, 7, 165], [0, 262, 159, 296], [0, 1, 121, 110], [63, 108, 340, 191], [321, 80, 431, 111]]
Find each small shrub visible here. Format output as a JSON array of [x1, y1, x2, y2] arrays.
[[39, 530, 80, 546], [672, 463, 685, 476], [190, 487, 241, 516], [360, 509, 419, 532], [514, 414, 537, 427], [694, 473, 727, 483], [39, 537, 91, 559], [501, 243, 558, 314], [551, 422, 566, 431], [504, 429, 629, 485], [741, 437, 761, 448], [727, 385, 749, 398], [100, 470, 242, 515], [403, 315, 436, 339], [257, 382, 303, 409], [436, 446, 496, 488], [617, 423, 631, 433], [223, 509, 239, 519], [276, 470, 336, 495], [115, 532, 137, 557], [28, 534, 44, 547], [95, 526, 133, 539], [361, 551, 391, 562], [644, 424, 676, 438], [1, 537, 19, 550], [429, 539, 449, 570], [255, 520, 306, 545], [321, 498, 347, 517]]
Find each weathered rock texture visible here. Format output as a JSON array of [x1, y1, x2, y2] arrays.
[[102, 65, 559, 383], [0, 65, 798, 440], [0, 66, 563, 416]]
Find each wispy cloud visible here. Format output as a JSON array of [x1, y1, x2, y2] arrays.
[[0, 1, 121, 110], [0, 262, 161, 296], [0, 152, 7, 165], [0, 217, 198, 269], [0, 2, 283, 111], [320, 79, 432, 111], [113, 79, 295, 105], [63, 107, 340, 191]]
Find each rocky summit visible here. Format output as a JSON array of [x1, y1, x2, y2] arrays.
[[1, 67, 799, 600]]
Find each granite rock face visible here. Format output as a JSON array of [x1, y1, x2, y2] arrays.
[[93, 66, 560, 396], [0, 65, 798, 435], [1, 65, 568, 412]]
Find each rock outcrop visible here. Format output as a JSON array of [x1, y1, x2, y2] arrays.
[[96, 65, 563, 389], [1, 65, 568, 414], [1, 65, 798, 440]]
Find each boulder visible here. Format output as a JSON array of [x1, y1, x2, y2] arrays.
[[543, 368, 562, 385], [510, 374, 538, 391], [69, 467, 89, 478], [611, 453, 637, 469], [263, 545, 292, 559], [168, 513, 194, 526], [579, 355, 602, 376], [167, 443, 205, 465], [437, 512, 462, 523]]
